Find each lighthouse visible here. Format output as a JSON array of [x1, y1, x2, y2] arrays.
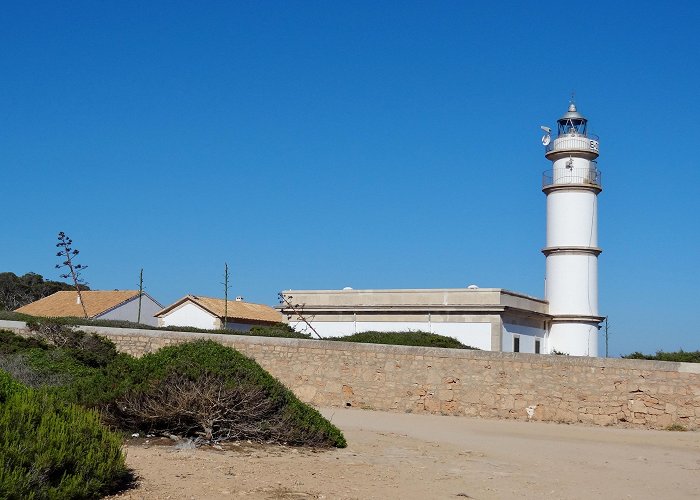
[[541, 102, 603, 356]]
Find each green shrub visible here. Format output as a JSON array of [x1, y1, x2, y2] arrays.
[[330, 331, 477, 350], [0, 330, 126, 406], [0, 370, 24, 402], [25, 321, 117, 368], [0, 330, 49, 355], [622, 350, 700, 363], [109, 340, 346, 447], [247, 324, 311, 339], [0, 311, 36, 322], [0, 371, 130, 499]]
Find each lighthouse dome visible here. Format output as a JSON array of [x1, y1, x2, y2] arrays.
[[559, 102, 586, 122]]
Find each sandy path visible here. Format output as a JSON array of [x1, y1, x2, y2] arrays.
[[110, 408, 700, 499]]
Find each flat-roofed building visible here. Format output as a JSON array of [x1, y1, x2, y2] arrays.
[[279, 288, 549, 353]]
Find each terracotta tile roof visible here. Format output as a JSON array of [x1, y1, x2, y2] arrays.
[[156, 295, 284, 324], [15, 290, 142, 318]]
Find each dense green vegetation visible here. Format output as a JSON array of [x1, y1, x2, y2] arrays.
[[0, 272, 86, 311], [0, 327, 346, 448], [622, 350, 700, 363], [0, 370, 130, 499], [330, 331, 478, 350]]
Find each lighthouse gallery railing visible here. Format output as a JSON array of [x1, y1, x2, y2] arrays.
[[542, 167, 602, 188], [545, 134, 600, 154]]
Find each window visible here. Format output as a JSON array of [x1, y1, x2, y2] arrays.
[[513, 336, 520, 353], [535, 339, 541, 354]]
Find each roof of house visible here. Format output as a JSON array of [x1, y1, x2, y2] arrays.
[[14, 290, 154, 318], [155, 295, 284, 324]]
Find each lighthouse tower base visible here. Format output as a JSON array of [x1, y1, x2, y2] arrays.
[[548, 321, 600, 356]]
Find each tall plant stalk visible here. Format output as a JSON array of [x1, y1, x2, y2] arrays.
[[55, 232, 89, 319]]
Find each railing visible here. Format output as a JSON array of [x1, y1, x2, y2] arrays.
[[542, 167, 602, 189], [545, 134, 600, 155]]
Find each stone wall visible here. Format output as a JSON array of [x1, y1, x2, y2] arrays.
[[2, 320, 698, 430]]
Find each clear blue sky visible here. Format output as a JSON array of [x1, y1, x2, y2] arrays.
[[2, 1, 698, 355]]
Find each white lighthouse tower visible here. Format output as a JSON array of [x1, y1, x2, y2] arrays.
[[541, 102, 603, 356]]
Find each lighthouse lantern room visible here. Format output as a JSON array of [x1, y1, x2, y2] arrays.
[[541, 102, 603, 356]]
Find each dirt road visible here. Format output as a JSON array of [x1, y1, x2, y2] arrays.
[[110, 408, 700, 499]]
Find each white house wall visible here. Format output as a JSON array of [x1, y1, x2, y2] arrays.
[[290, 321, 492, 350], [501, 322, 546, 353], [160, 302, 217, 330], [97, 295, 162, 327]]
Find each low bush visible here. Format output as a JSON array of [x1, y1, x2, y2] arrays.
[[0, 330, 49, 355], [108, 340, 346, 447], [622, 350, 700, 363], [26, 321, 117, 368], [0, 371, 130, 499], [0, 353, 70, 389], [330, 331, 477, 350], [247, 324, 311, 339]]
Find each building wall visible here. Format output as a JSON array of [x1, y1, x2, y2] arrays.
[[97, 295, 162, 327], [2, 320, 694, 430], [291, 320, 493, 350], [501, 322, 546, 353], [158, 302, 217, 330]]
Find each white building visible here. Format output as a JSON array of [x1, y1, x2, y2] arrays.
[[155, 295, 285, 331], [280, 102, 603, 356]]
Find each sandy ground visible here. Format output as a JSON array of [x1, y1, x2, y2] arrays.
[[110, 408, 700, 500]]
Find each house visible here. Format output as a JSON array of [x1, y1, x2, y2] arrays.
[[15, 290, 163, 327], [155, 295, 285, 331]]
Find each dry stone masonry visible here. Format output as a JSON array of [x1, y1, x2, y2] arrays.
[[2, 320, 698, 430]]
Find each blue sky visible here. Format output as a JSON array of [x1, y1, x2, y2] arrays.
[[2, 1, 698, 355]]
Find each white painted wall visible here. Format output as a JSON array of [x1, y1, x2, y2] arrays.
[[98, 295, 162, 327], [546, 190, 598, 248], [160, 302, 217, 330], [545, 253, 598, 316], [501, 322, 546, 353], [428, 322, 491, 350], [549, 322, 598, 357], [290, 321, 492, 350]]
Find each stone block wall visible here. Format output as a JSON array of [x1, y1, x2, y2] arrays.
[[2, 320, 698, 430]]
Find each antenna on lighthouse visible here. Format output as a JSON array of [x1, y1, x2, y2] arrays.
[[540, 125, 551, 146]]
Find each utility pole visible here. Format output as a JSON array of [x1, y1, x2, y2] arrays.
[[223, 263, 230, 329], [137, 268, 144, 324], [604, 316, 609, 358]]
